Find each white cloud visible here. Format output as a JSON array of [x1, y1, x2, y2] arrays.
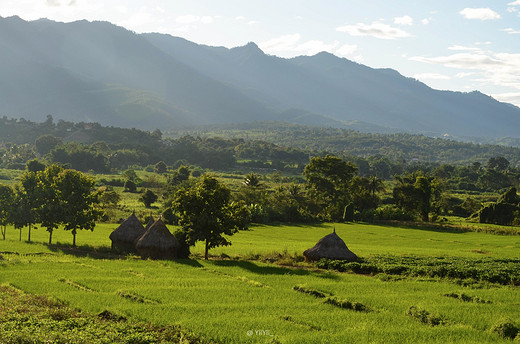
[[410, 51, 520, 106], [46, 0, 75, 6], [508, 0, 520, 5], [394, 15, 413, 26], [459, 8, 500, 20], [176, 15, 213, 25], [502, 28, 520, 34], [414, 73, 451, 80], [455, 72, 476, 78], [259, 34, 361, 61], [336, 21, 411, 39], [235, 16, 246, 21], [448, 45, 480, 51], [259, 34, 302, 53], [421, 18, 430, 25], [491, 92, 520, 106], [247, 20, 259, 25]]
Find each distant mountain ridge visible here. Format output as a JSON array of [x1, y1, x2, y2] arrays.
[[1, 16, 520, 138]]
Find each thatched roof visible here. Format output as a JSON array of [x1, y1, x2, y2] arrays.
[[109, 213, 145, 244], [135, 217, 179, 259], [303, 229, 358, 262]]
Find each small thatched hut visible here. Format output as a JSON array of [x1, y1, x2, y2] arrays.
[[303, 229, 358, 262], [135, 217, 180, 259], [109, 213, 146, 253]]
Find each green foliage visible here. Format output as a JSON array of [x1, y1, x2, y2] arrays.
[[324, 297, 371, 312], [293, 284, 330, 298], [170, 175, 251, 259], [407, 306, 446, 326], [303, 155, 357, 221], [0, 183, 14, 240], [54, 169, 102, 246], [0, 285, 207, 344], [124, 179, 138, 193], [490, 321, 519, 340], [393, 173, 438, 222], [139, 189, 158, 208], [443, 292, 491, 304], [154, 160, 167, 174], [316, 255, 520, 285], [479, 187, 520, 225], [25, 158, 46, 173], [35, 134, 62, 155]]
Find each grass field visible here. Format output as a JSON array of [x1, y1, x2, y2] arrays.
[[1, 223, 519, 343]]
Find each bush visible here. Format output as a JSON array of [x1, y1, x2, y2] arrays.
[[407, 306, 445, 326], [373, 205, 415, 221], [491, 321, 519, 340]]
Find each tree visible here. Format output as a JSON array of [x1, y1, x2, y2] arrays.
[[55, 169, 102, 247], [487, 156, 510, 172], [35, 164, 64, 245], [124, 179, 137, 193], [140, 189, 158, 208], [171, 175, 250, 260], [35, 135, 62, 155], [14, 171, 40, 241], [167, 165, 190, 187], [154, 161, 168, 174], [0, 184, 14, 240], [303, 155, 357, 221], [393, 173, 436, 222], [26, 159, 46, 173], [242, 172, 262, 188]]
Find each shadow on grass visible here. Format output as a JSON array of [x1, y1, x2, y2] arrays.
[[45, 243, 128, 260], [173, 259, 203, 268], [251, 222, 330, 229], [368, 221, 469, 235], [209, 259, 339, 280]]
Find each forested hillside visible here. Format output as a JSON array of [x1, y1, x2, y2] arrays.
[[166, 122, 520, 167]]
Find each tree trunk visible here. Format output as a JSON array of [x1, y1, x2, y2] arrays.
[[28, 224, 31, 242], [48, 229, 53, 245], [19, 227, 21, 241], [205, 239, 209, 260], [72, 229, 76, 247], [1, 226, 5, 240]]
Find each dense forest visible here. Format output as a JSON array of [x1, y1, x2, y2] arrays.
[[1, 116, 520, 229], [166, 122, 520, 166]]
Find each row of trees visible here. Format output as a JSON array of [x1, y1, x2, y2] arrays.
[[0, 165, 101, 245]]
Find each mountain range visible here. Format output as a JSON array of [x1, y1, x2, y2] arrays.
[[1, 16, 519, 139]]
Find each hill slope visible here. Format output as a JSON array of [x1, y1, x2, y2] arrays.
[[1, 16, 520, 138]]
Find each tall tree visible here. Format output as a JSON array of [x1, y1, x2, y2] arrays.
[[303, 155, 357, 221], [14, 171, 40, 241], [36, 164, 64, 245], [171, 175, 250, 260], [393, 173, 436, 222], [0, 184, 14, 240], [55, 169, 102, 247]]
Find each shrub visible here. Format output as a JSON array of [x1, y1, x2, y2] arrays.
[[491, 321, 519, 340], [407, 306, 445, 326]]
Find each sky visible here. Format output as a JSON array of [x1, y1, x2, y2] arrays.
[[1, 0, 520, 107]]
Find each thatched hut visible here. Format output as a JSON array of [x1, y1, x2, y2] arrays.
[[109, 213, 146, 253], [135, 217, 180, 259], [303, 229, 358, 262]]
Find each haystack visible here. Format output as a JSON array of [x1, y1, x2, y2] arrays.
[[303, 229, 358, 262], [135, 217, 179, 259], [109, 213, 146, 253]]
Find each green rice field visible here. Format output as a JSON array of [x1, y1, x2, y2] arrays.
[[1, 223, 519, 343]]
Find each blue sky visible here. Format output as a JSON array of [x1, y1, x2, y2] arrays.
[[2, 0, 520, 107]]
